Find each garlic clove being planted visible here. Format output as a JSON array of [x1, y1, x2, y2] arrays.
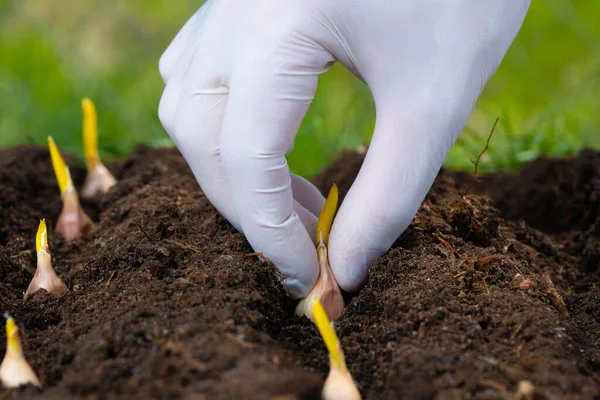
[[0, 314, 41, 388], [295, 242, 344, 322], [296, 184, 344, 322], [25, 219, 68, 300], [312, 298, 361, 400], [48, 136, 95, 242], [80, 98, 117, 199]]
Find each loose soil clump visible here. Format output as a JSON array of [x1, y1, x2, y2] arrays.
[[0, 145, 598, 399]]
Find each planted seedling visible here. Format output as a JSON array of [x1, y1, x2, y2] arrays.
[[296, 184, 344, 321], [25, 219, 68, 300], [48, 136, 94, 241], [312, 298, 361, 400], [81, 97, 117, 198], [0, 314, 41, 388]]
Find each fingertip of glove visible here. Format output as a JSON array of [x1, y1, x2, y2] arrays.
[[279, 258, 319, 299], [328, 245, 378, 293], [158, 52, 174, 84], [274, 246, 319, 300], [281, 277, 311, 300]]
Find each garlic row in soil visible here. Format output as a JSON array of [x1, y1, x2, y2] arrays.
[[1, 99, 116, 390]]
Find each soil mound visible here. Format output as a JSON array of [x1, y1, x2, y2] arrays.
[[0, 145, 598, 399]]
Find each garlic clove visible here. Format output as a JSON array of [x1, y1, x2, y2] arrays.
[[25, 219, 68, 300], [295, 243, 344, 321], [296, 184, 344, 322], [0, 315, 41, 388], [56, 190, 94, 242], [311, 298, 361, 400], [81, 163, 117, 199], [25, 249, 68, 300], [322, 365, 361, 400], [48, 136, 95, 242], [81, 98, 116, 199]]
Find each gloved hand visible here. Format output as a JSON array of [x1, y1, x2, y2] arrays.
[[158, 0, 531, 299]]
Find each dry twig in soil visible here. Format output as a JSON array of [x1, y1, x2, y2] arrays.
[[461, 117, 499, 196]]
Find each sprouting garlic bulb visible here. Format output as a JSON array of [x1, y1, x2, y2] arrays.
[[48, 136, 95, 242], [81, 163, 117, 199], [295, 241, 344, 322], [0, 315, 41, 388], [80, 98, 117, 199], [295, 184, 345, 322], [56, 188, 95, 242], [25, 219, 68, 300], [312, 299, 361, 400]]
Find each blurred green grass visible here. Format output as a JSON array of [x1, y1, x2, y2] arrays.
[[1, 0, 599, 178]]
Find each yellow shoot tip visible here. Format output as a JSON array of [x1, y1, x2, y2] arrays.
[[82, 97, 99, 170], [48, 136, 73, 194], [36, 219, 47, 254], [4, 315, 21, 354], [316, 184, 338, 246], [312, 297, 345, 371]]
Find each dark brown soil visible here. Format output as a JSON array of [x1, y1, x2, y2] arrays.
[[0, 145, 598, 399]]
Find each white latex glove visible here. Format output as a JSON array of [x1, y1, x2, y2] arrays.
[[158, 0, 531, 298]]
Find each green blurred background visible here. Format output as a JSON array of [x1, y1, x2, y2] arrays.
[[1, 0, 599, 178]]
